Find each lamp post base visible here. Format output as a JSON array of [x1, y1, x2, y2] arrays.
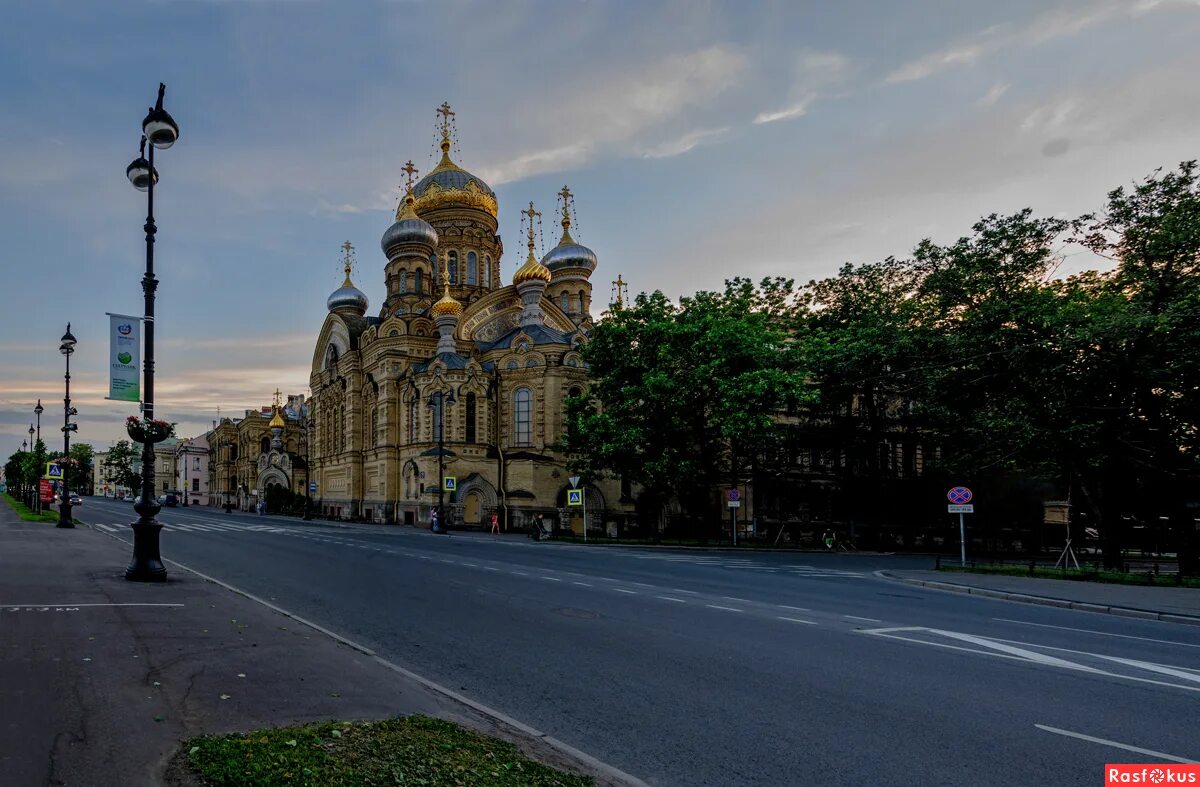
[[125, 520, 168, 582], [57, 503, 74, 528]]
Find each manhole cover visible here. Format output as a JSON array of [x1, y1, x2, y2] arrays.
[[554, 607, 599, 619]]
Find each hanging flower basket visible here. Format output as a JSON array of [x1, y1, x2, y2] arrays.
[[126, 416, 175, 444]]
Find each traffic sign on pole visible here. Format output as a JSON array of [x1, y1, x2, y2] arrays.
[[444, 476, 456, 492], [567, 489, 583, 506], [569, 476, 580, 489], [727, 489, 740, 502], [46, 463, 63, 480], [947, 486, 973, 504], [948, 504, 974, 513], [309, 482, 318, 493]]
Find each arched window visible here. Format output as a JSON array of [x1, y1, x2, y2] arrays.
[[399, 270, 408, 293], [260, 436, 270, 455], [578, 289, 587, 314], [430, 253, 438, 283], [568, 386, 583, 399], [432, 392, 444, 441], [447, 251, 458, 284], [484, 255, 492, 288], [415, 269, 423, 294], [514, 387, 532, 446], [526, 359, 538, 368], [409, 397, 417, 443], [465, 393, 476, 443], [560, 292, 569, 312], [371, 411, 378, 447], [467, 251, 477, 285], [507, 360, 517, 370], [324, 344, 339, 370]]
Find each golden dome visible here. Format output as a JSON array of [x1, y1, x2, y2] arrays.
[[430, 266, 463, 318], [269, 408, 286, 429], [412, 103, 498, 219], [513, 249, 552, 284]]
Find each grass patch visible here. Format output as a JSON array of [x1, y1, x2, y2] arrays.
[[3, 493, 61, 523], [183, 715, 593, 787], [939, 563, 1200, 588]]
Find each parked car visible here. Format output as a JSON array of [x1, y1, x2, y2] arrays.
[[160, 493, 179, 507]]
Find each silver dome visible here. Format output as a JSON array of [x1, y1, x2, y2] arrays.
[[381, 216, 438, 256], [327, 283, 369, 315], [542, 241, 597, 274]]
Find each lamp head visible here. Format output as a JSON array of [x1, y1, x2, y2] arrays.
[[142, 83, 179, 149], [34, 400, 43, 416], [60, 323, 77, 350], [126, 137, 157, 191]]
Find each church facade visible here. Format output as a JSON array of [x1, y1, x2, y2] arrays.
[[307, 104, 632, 531]]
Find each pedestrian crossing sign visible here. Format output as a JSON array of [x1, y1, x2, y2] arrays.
[[45, 462, 63, 480], [567, 489, 583, 506], [444, 476, 456, 491]]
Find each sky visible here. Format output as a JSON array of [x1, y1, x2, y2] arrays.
[[1, 0, 1198, 460]]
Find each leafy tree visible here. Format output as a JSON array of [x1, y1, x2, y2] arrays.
[[563, 278, 813, 535], [104, 440, 143, 496]]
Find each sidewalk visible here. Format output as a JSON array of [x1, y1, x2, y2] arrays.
[[882, 569, 1200, 625], [0, 506, 637, 786]]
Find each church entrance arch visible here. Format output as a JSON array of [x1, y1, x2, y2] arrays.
[[456, 474, 497, 527], [464, 491, 481, 525]]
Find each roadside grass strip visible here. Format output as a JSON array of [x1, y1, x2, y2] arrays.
[[182, 715, 592, 787], [3, 493, 64, 523]]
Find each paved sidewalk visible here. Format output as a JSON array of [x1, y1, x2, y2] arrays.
[[0, 506, 633, 786], [883, 569, 1200, 624]]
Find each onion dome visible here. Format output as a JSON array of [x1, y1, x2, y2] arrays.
[[513, 248, 552, 284], [381, 189, 438, 256], [429, 267, 463, 318], [327, 241, 368, 316], [543, 185, 597, 274], [269, 407, 286, 429], [413, 103, 498, 218]]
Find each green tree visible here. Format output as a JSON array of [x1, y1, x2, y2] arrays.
[[105, 440, 142, 496], [563, 278, 813, 535]]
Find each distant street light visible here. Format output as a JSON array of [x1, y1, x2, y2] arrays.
[[125, 83, 179, 583], [57, 324, 76, 528]]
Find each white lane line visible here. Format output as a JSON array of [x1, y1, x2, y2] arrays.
[[483, 567, 500, 572], [670, 588, 698, 595], [778, 616, 818, 625], [541, 576, 562, 582], [93, 524, 115, 532], [722, 596, 752, 603], [657, 596, 687, 603], [631, 582, 655, 588], [573, 582, 593, 587], [613, 589, 638, 595], [845, 615, 882, 623], [1034, 724, 1197, 764], [779, 605, 811, 612], [511, 571, 528, 576], [706, 605, 744, 613], [993, 618, 1200, 649], [461, 562, 478, 568]]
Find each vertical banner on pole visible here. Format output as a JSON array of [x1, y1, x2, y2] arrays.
[[107, 314, 141, 402]]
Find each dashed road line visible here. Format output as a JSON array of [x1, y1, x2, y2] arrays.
[[541, 576, 562, 582], [613, 589, 638, 595], [779, 605, 811, 612], [706, 605, 743, 613], [845, 615, 882, 623], [657, 596, 687, 603], [778, 616, 818, 625], [573, 582, 593, 587]]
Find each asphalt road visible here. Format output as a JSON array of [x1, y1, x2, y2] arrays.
[[83, 498, 1200, 786]]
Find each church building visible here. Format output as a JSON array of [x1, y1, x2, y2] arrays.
[[308, 104, 632, 531]]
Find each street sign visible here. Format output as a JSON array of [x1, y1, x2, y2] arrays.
[[308, 482, 318, 493], [569, 476, 580, 489], [948, 504, 974, 513], [39, 479, 54, 504], [727, 500, 741, 508], [727, 489, 740, 502], [444, 476, 456, 492], [567, 489, 583, 506], [947, 486, 973, 504], [45, 463, 63, 480]]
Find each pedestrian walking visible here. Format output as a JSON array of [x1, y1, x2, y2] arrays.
[[257, 499, 265, 516], [430, 508, 439, 532], [490, 512, 500, 534]]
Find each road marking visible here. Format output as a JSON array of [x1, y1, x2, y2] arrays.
[[94, 524, 115, 532], [657, 596, 687, 603], [924, 630, 1108, 673], [631, 582, 655, 588], [993, 618, 1200, 649], [483, 567, 500, 572], [461, 562, 478, 568], [706, 605, 743, 613], [778, 616, 818, 625], [511, 571, 528, 576], [779, 605, 811, 612], [722, 596, 751, 603], [3, 603, 184, 607], [573, 582, 593, 587], [844, 615, 882, 623], [670, 588, 698, 594], [541, 576, 562, 582], [613, 589, 638, 595], [1034, 724, 1197, 764]]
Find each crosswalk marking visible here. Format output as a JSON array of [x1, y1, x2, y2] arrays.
[[617, 551, 864, 578]]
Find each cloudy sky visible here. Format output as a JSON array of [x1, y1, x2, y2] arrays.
[[1, 0, 1197, 459]]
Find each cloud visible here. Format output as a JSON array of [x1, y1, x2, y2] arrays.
[[977, 82, 1010, 106], [476, 45, 747, 185], [883, 1, 1189, 84], [638, 127, 729, 159], [753, 50, 850, 125]]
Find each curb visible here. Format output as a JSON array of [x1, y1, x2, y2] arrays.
[[84, 522, 648, 787], [875, 570, 1200, 627]]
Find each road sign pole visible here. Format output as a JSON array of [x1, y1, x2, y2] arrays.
[[731, 506, 737, 547], [583, 491, 588, 544], [959, 512, 966, 566]]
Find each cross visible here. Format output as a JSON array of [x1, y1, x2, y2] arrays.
[[441, 262, 451, 289], [273, 388, 282, 408], [521, 201, 540, 249], [400, 160, 419, 190], [437, 102, 455, 135], [558, 184, 572, 207]]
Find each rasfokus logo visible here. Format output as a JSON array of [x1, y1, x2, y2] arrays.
[[1107, 765, 1200, 784], [118, 323, 133, 335]]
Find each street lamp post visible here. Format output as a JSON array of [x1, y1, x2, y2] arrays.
[[28, 425, 36, 513], [57, 324, 76, 528], [303, 407, 313, 520], [426, 387, 456, 533], [125, 82, 178, 583], [34, 399, 43, 513]]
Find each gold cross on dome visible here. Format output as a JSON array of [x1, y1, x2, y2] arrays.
[[400, 160, 419, 190], [273, 388, 282, 408], [521, 201, 540, 250], [437, 102, 455, 134]]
